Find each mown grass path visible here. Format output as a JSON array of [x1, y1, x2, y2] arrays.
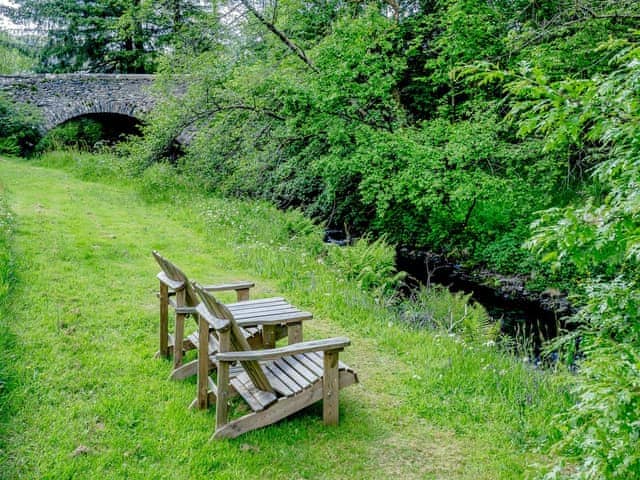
[[0, 158, 545, 479]]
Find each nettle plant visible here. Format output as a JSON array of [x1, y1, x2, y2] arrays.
[[501, 37, 640, 479]]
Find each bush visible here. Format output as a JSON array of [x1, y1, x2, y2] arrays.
[[138, 162, 188, 203], [0, 32, 34, 74], [0, 95, 41, 156], [501, 36, 640, 479], [543, 281, 640, 479], [35, 118, 104, 153], [324, 235, 406, 300]]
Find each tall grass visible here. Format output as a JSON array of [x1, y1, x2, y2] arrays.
[[32, 149, 135, 183]]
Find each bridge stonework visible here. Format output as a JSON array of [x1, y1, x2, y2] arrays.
[[0, 74, 158, 131]]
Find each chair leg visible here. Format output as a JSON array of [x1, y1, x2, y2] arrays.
[[173, 313, 185, 369], [215, 329, 232, 430], [288, 322, 303, 344], [159, 282, 169, 358], [323, 351, 340, 426], [216, 361, 230, 430], [236, 288, 250, 301], [197, 314, 211, 410], [173, 289, 187, 369], [262, 325, 276, 348]]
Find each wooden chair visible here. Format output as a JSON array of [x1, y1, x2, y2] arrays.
[[193, 283, 359, 439], [153, 250, 312, 381]]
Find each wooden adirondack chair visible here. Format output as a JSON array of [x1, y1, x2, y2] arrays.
[[153, 251, 312, 381], [193, 283, 359, 439]]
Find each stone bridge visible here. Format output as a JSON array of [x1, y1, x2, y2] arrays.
[[0, 74, 160, 131]]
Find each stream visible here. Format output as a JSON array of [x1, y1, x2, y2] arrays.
[[396, 247, 574, 356]]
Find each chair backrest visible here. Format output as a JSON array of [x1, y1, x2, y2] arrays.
[[152, 250, 199, 307], [194, 283, 274, 393]]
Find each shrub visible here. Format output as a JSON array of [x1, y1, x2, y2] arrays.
[[0, 94, 41, 156], [501, 36, 640, 479], [542, 281, 640, 479], [324, 235, 406, 300], [137, 162, 183, 203], [35, 118, 104, 153]]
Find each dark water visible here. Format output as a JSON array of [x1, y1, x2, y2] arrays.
[[322, 231, 572, 354], [395, 249, 571, 355]]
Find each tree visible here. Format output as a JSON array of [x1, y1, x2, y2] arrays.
[[2, 0, 215, 73], [0, 31, 35, 74], [501, 35, 640, 479]]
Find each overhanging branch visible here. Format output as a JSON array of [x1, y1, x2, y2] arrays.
[[237, 0, 319, 73]]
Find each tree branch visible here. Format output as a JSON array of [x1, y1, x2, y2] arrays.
[[237, 0, 319, 73]]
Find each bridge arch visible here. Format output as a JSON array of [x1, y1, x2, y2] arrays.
[[44, 101, 146, 132], [0, 74, 157, 134], [49, 112, 143, 145]]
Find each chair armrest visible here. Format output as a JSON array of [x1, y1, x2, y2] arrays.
[[235, 311, 313, 327], [157, 272, 185, 290], [174, 305, 198, 314], [201, 281, 255, 292], [196, 303, 230, 332], [215, 337, 350, 362]]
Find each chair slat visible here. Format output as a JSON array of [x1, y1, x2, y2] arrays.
[[235, 311, 313, 327], [261, 363, 295, 396], [195, 284, 275, 394], [232, 306, 299, 317], [231, 373, 277, 411], [298, 353, 324, 376], [272, 358, 311, 390], [227, 298, 286, 309], [281, 355, 318, 383], [306, 351, 352, 373]]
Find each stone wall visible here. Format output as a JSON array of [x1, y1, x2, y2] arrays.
[[0, 74, 160, 130]]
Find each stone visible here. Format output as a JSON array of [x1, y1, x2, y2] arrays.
[[0, 74, 179, 133]]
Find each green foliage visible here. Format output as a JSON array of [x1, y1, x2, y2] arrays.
[[130, 1, 585, 276], [0, 94, 41, 156], [36, 118, 104, 153], [0, 34, 39, 155], [4, 0, 217, 73], [499, 35, 640, 479], [325, 235, 406, 300], [399, 285, 494, 342], [0, 32, 35, 74], [517, 37, 640, 279], [542, 281, 640, 480]]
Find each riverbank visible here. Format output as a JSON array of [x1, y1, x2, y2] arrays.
[[0, 153, 572, 478]]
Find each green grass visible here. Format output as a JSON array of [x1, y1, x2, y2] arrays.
[[0, 154, 572, 479]]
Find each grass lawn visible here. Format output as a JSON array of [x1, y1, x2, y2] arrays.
[[0, 156, 569, 479]]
